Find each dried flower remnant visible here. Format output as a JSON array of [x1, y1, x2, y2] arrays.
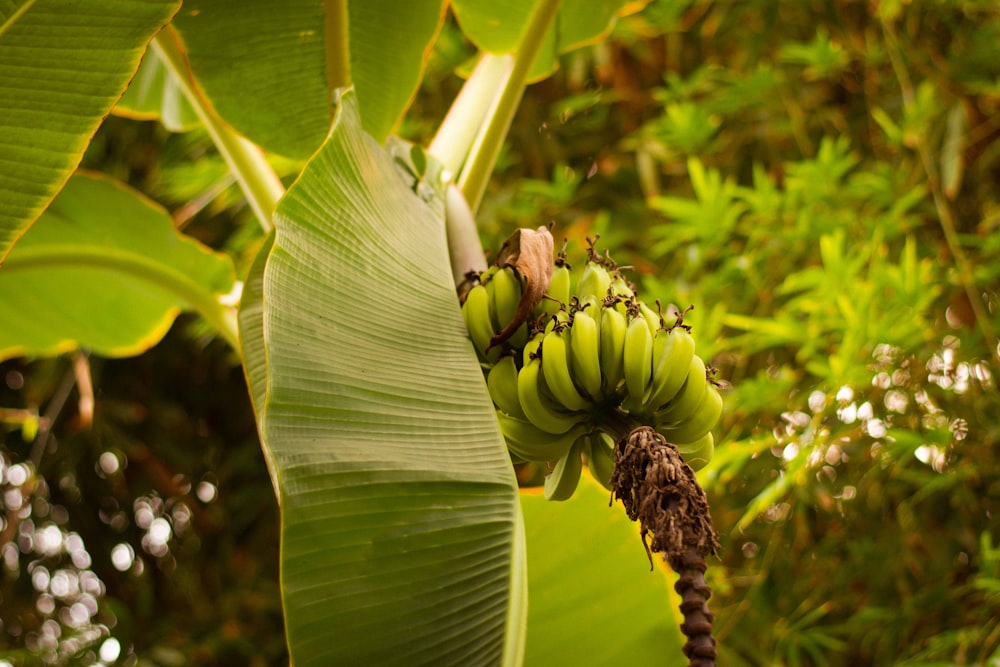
[[611, 426, 720, 667]]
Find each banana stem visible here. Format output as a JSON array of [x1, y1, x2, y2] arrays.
[[323, 0, 352, 98], [602, 408, 640, 444], [152, 28, 285, 234], [445, 184, 488, 294], [429, 54, 515, 177], [458, 0, 563, 213]]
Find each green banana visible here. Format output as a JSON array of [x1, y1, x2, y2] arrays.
[[622, 309, 654, 400], [543, 307, 570, 335], [586, 431, 617, 490], [577, 260, 612, 299], [639, 302, 660, 335], [487, 355, 527, 420], [478, 265, 498, 286], [537, 256, 571, 318], [544, 436, 586, 501], [643, 325, 696, 415], [657, 383, 723, 445], [569, 306, 603, 401], [461, 283, 501, 364], [653, 355, 708, 425], [517, 355, 587, 434], [599, 304, 627, 395], [676, 431, 714, 472], [489, 266, 527, 348], [540, 325, 592, 411], [523, 330, 545, 367], [497, 412, 589, 462], [608, 272, 634, 301]]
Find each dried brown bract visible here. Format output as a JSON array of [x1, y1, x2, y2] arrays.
[[488, 226, 554, 348], [611, 426, 720, 667]]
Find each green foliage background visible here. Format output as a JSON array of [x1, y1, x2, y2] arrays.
[[2, 0, 999, 665]]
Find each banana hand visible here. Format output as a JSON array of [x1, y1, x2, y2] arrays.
[[517, 355, 587, 434], [623, 310, 654, 400], [599, 305, 627, 396], [643, 325, 696, 415], [540, 326, 592, 412], [497, 412, 590, 462], [652, 355, 708, 425], [462, 283, 501, 365], [569, 307, 603, 401], [657, 383, 723, 445], [487, 355, 527, 420]]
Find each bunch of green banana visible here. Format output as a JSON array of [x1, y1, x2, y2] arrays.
[[462, 237, 725, 500]]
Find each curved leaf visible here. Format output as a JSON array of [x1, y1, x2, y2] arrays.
[[239, 232, 274, 424], [0, 172, 236, 361], [0, 0, 181, 262], [259, 90, 524, 665], [113, 46, 200, 132], [521, 473, 687, 663], [238, 230, 281, 494], [171, 0, 446, 157], [450, 0, 642, 80]]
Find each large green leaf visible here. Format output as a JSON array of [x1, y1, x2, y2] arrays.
[[521, 473, 687, 663], [0, 0, 181, 262], [256, 90, 524, 665], [348, 1, 447, 144], [171, 0, 446, 157], [0, 172, 236, 361], [450, 0, 640, 80]]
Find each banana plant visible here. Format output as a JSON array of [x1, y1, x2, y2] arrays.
[[0, 1, 688, 663]]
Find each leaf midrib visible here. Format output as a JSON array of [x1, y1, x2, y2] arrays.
[[2, 244, 237, 348], [0, 0, 39, 41]]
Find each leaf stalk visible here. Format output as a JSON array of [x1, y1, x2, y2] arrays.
[[458, 0, 563, 213], [152, 28, 285, 235]]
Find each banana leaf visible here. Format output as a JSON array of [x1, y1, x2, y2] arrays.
[[0, 172, 236, 361], [244, 89, 525, 665], [171, 0, 447, 155], [0, 0, 180, 261]]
